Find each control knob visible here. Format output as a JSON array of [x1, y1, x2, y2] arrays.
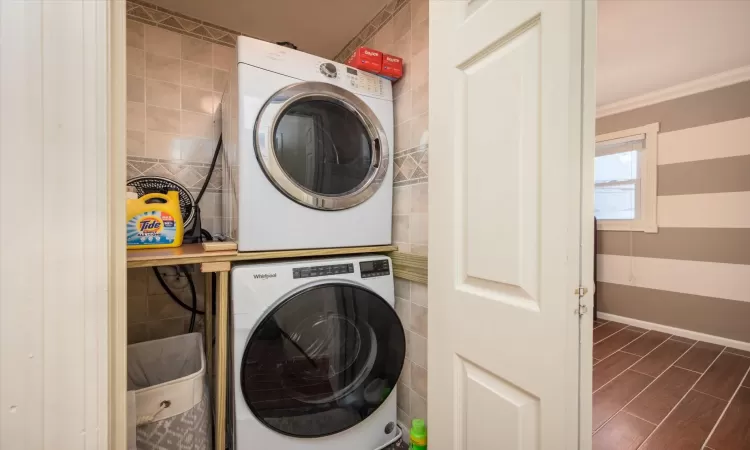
[[320, 62, 337, 78]]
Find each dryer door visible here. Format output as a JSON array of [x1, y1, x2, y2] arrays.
[[254, 82, 390, 210], [239, 283, 405, 438]]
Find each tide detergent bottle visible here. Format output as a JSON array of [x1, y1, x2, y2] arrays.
[[126, 191, 184, 249]]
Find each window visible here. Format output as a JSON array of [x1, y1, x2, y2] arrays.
[[595, 123, 659, 232]]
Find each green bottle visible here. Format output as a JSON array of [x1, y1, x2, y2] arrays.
[[410, 418, 427, 450]]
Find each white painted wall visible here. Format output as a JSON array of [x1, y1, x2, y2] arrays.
[[0, 0, 122, 448]]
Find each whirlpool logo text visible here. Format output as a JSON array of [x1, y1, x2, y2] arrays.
[[253, 273, 277, 280]]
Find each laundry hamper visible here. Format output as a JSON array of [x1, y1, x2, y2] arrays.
[[127, 333, 211, 450]]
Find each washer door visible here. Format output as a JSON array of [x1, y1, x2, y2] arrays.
[[240, 283, 405, 438], [254, 82, 389, 210]]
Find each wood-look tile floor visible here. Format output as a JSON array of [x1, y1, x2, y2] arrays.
[[592, 319, 750, 450]]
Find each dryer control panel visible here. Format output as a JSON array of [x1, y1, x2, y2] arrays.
[[293, 263, 354, 279], [359, 259, 390, 278]]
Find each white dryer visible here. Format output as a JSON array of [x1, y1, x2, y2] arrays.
[[221, 37, 393, 251], [231, 255, 405, 450]]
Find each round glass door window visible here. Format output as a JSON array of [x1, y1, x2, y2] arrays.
[[240, 284, 405, 438], [274, 99, 372, 195], [255, 82, 390, 211]]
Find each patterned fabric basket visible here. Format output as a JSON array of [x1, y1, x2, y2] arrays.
[[127, 333, 211, 450]]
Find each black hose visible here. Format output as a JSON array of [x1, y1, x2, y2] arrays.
[[154, 133, 221, 334], [196, 134, 222, 205], [152, 267, 204, 316], [181, 266, 198, 333]]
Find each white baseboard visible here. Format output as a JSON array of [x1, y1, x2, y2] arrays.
[[597, 312, 750, 352]]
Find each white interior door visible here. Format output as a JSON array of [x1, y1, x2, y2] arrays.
[[428, 0, 595, 449]]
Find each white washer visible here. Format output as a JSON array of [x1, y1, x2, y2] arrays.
[[221, 37, 393, 251], [231, 255, 405, 450]]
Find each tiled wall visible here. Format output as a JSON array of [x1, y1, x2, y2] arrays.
[[336, 0, 430, 428], [126, 1, 242, 341]]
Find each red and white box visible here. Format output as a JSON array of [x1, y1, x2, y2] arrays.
[[380, 53, 404, 81], [346, 46, 383, 74]]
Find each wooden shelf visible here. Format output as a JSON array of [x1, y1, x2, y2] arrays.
[[127, 243, 399, 268]]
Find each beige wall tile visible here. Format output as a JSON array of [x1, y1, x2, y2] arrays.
[[127, 323, 149, 344], [409, 388, 427, 422], [395, 278, 410, 300], [412, 0, 428, 25], [148, 293, 191, 320], [148, 317, 187, 340], [397, 406, 410, 427], [393, 31, 411, 63], [410, 182, 428, 213], [393, 214, 410, 244], [181, 60, 213, 90], [392, 4, 411, 42], [181, 137, 215, 163], [396, 243, 411, 253], [182, 86, 214, 114], [182, 35, 213, 66], [145, 53, 180, 83], [412, 81, 428, 116], [395, 120, 411, 151], [213, 69, 229, 92], [213, 92, 223, 115], [394, 90, 412, 125], [393, 63, 411, 98], [213, 44, 235, 72], [127, 75, 144, 103], [181, 111, 214, 138], [397, 383, 410, 414], [411, 362, 427, 397], [411, 281, 428, 306], [393, 185, 411, 215], [146, 105, 180, 133], [127, 130, 145, 156], [145, 79, 180, 109], [410, 303, 427, 337], [144, 25, 181, 58], [128, 294, 147, 325], [145, 131, 181, 160], [372, 19, 395, 53], [410, 113, 428, 148], [199, 192, 222, 218], [127, 47, 145, 77], [126, 20, 144, 49], [404, 328, 411, 360], [410, 213, 428, 245], [127, 101, 145, 132], [410, 49, 428, 89], [411, 19, 428, 56], [400, 358, 412, 387], [409, 331, 427, 367], [395, 296, 410, 327], [411, 244, 428, 256]]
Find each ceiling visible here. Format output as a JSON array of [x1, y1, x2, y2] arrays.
[[145, 0, 389, 59], [598, 0, 750, 107]]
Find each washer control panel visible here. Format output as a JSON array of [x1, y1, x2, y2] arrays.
[[293, 263, 354, 279], [360, 259, 390, 278], [344, 66, 385, 96]]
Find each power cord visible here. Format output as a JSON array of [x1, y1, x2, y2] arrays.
[[154, 134, 223, 333]]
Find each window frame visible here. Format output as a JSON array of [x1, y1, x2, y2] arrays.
[[595, 122, 659, 233]]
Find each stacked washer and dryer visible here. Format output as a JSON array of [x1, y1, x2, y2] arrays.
[[220, 37, 406, 450]]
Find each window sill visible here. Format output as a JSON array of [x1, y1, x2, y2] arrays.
[[596, 220, 657, 233]]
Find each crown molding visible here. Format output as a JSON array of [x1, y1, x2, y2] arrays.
[[596, 65, 750, 118]]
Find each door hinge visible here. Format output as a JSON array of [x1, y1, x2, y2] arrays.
[[574, 286, 588, 297], [576, 305, 588, 317]]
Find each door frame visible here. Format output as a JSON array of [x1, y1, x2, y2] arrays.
[[578, 0, 597, 448], [109, 0, 128, 448]]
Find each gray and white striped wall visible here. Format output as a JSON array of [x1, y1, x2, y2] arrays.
[[595, 80, 750, 345]]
